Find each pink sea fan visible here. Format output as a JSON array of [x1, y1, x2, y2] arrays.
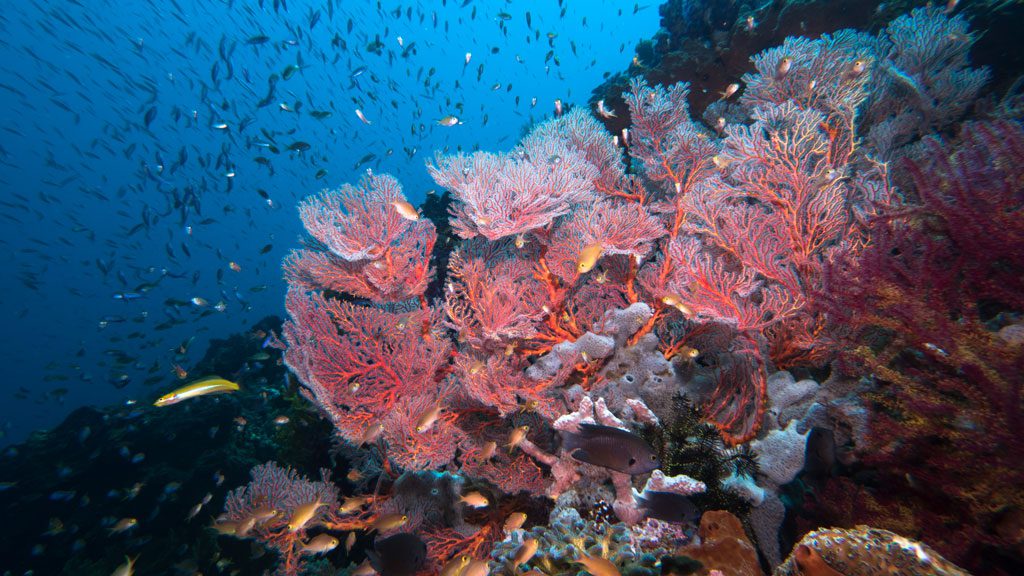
[[287, 171, 437, 302], [526, 108, 626, 196], [718, 102, 854, 267], [454, 353, 528, 416], [427, 116, 599, 241], [659, 235, 786, 331], [223, 461, 339, 526], [865, 6, 990, 156], [382, 393, 465, 471], [741, 29, 876, 127], [545, 201, 666, 281], [625, 79, 719, 204], [459, 449, 548, 496], [221, 462, 340, 576], [284, 220, 435, 301], [298, 171, 418, 262]]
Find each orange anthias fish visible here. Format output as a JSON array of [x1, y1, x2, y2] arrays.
[[111, 555, 138, 576], [171, 364, 188, 380], [391, 199, 420, 221], [576, 243, 604, 274], [576, 552, 620, 576], [287, 497, 324, 532]]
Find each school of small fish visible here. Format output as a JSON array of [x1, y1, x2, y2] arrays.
[[0, 0, 667, 573], [0, 0, 658, 441]]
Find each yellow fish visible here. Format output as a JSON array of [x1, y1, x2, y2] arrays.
[[576, 552, 620, 576], [414, 403, 443, 433], [345, 530, 357, 552], [209, 521, 238, 535], [111, 555, 138, 576], [302, 533, 340, 554], [503, 511, 527, 533], [660, 294, 693, 317], [110, 517, 138, 533], [340, 495, 372, 514], [506, 425, 530, 452], [154, 376, 239, 407], [463, 559, 490, 576], [477, 441, 497, 461], [351, 559, 376, 576], [440, 555, 471, 576], [288, 497, 324, 532], [459, 491, 489, 508], [512, 537, 538, 566], [366, 512, 408, 533], [576, 243, 603, 274]]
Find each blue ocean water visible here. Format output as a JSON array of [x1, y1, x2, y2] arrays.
[[0, 0, 659, 446]]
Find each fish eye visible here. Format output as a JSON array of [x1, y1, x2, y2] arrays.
[[628, 457, 636, 466], [650, 454, 658, 460]]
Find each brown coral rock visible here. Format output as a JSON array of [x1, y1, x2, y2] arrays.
[[774, 526, 973, 576], [676, 510, 764, 576]]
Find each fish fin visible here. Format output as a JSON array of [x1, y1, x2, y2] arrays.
[[365, 549, 382, 572], [577, 422, 627, 437], [635, 493, 650, 508], [570, 447, 592, 463], [559, 429, 581, 453]]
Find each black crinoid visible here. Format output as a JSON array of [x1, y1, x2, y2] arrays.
[[642, 394, 758, 517]]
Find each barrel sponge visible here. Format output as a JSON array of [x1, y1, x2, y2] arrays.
[[750, 492, 787, 568], [596, 302, 653, 347], [764, 370, 819, 431], [721, 472, 765, 506], [525, 331, 615, 381], [750, 420, 809, 487], [593, 332, 678, 421]]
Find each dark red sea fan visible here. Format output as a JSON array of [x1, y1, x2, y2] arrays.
[[902, 119, 1024, 310], [819, 119, 1024, 573]]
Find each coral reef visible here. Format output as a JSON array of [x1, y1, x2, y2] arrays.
[[269, 4, 1015, 574], [10, 4, 1024, 575], [0, 319, 338, 576], [591, 0, 890, 137]]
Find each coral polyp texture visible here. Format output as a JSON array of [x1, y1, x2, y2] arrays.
[[774, 526, 971, 576]]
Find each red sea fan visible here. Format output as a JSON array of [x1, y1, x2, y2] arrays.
[[443, 240, 547, 352], [282, 291, 454, 468], [284, 222, 435, 302], [741, 29, 874, 135], [624, 78, 719, 224], [526, 107, 628, 197], [297, 171, 421, 262]]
